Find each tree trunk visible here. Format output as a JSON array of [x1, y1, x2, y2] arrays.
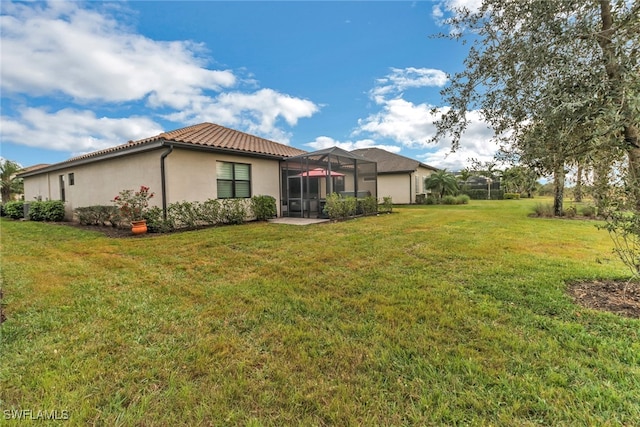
[[593, 161, 610, 212], [626, 127, 640, 210], [553, 163, 565, 217], [597, 0, 640, 209], [574, 163, 583, 202]]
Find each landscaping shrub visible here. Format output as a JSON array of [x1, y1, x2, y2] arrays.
[[0, 204, 4, 217], [379, 196, 393, 213], [3, 201, 24, 219], [564, 205, 577, 218], [325, 193, 357, 219], [581, 205, 597, 218], [221, 198, 248, 225], [112, 185, 154, 224], [199, 199, 222, 225], [462, 189, 504, 200], [424, 196, 437, 205], [168, 201, 201, 229], [359, 196, 378, 216], [251, 195, 277, 221], [456, 194, 470, 205], [74, 205, 119, 226], [533, 202, 555, 217], [144, 206, 174, 233], [323, 193, 341, 219], [343, 197, 357, 217], [504, 193, 521, 199], [442, 195, 458, 205], [600, 210, 640, 281]]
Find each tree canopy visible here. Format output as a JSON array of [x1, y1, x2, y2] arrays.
[[1, 159, 24, 204], [433, 0, 640, 211], [425, 170, 459, 198]]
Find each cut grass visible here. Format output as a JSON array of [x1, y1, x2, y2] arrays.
[[1, 199, 639, 425]]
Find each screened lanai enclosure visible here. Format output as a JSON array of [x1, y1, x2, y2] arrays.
[[281, 147, 377, 218]]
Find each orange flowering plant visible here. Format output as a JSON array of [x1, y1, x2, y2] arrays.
[[112, 185, 155, 222]]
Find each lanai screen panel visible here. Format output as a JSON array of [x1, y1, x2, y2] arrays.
[[282, 147, 377, 217]]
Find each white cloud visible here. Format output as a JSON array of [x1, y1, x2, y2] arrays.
[[0, 108, 163, 154], [306, 136, 402, 153], [164, 88, 319, 144], [357, 66, 452, 146], [0, 2, 236, 104], [432, 0, 483, 25], [357, 98, 438, 146], [354, 66, 499, 171], [0, 2, 320, 154], [421, 109, 500, 171], [370, 67, 448, 103]]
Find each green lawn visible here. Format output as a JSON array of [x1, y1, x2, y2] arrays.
[[1, 199, 638, 426]]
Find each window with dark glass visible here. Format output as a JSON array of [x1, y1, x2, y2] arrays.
[[217, 162, 251, 198], [68, 173, 75, 186], [59, 175, 65, 202]]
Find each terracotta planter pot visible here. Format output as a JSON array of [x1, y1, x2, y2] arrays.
[[131, 220, 148, 235]]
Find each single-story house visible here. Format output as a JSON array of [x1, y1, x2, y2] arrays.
[[18, 122, 378, 220], [351, 148, 438, 204]]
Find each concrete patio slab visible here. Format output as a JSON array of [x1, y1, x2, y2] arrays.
[[268, 217, 330, 226]]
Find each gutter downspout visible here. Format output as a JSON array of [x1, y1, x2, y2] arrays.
[[160, 144, 174, 220]]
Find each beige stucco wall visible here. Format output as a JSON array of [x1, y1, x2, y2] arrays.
[[23, 147, 284, 220], [377, 173, 412, 204], [23, 173, 52, 203], [164, 148, 282, 207], [23, 150, 164, 219], [414, 166, 435, 198], [376, 166, 435, 204]]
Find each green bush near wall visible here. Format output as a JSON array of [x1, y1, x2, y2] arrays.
[[3, 201, 24, 219], [251, 195, 277, 221], [379, 196, 393, 213], [324, 193, 357, 219], [74, 206, 121, 226], [28, 200, 66, 222], [358, 196, 379, 216]]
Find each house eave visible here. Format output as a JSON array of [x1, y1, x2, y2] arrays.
[[164, 140, 296, 160], [17, 141, 166, 178], [17, 139, 299, 179]]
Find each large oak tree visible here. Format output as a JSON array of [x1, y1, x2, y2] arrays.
[[432, 0, 639, 213]]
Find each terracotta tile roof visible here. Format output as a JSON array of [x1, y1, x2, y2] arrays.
[[19, 163, 50, 173], [139, 122, 307, 158], [19, 123, 308, 176], [351, 148, 438, 174]]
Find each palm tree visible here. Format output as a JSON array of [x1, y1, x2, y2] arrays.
[[456, 168, 473, 184], [456, 168, 473, 192], [424, 170, 459, 199], [1, 160, 24, 203]]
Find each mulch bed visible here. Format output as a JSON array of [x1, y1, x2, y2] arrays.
[[568, 279, 640, 319], [53, 222, 147, 238]]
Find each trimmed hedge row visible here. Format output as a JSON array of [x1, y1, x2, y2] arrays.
[[2, 200, 65, 221], [460, 189, 504, 200], [144, 198, 252, 232], [74, 205, 121, 226], [28, 200, 65, 221], [3, 201, 24, 219], [73, 196, 276, 233], [323, 194, 389, 220]]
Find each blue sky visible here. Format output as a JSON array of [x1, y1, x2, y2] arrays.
[[1, 0, 496, 171]]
